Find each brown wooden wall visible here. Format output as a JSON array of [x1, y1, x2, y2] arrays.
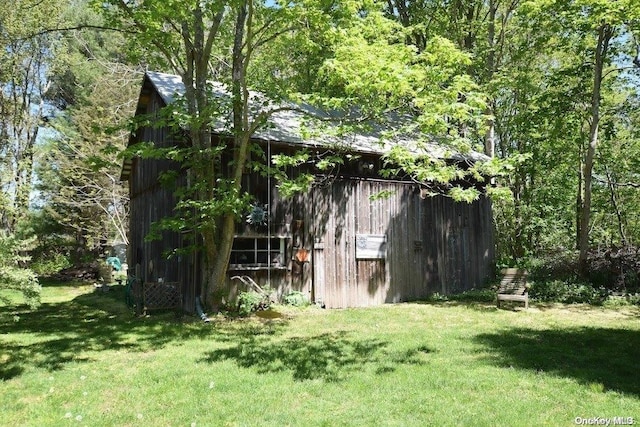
[[214, 176, 494, 309], [301, 179, 494, 308], [129, 164, 495, 312], [126, 80, 495, 312], [127, 89, 196, 312]]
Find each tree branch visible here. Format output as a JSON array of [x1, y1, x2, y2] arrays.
[[602, 65, 640, 80], [204, 10, 225, 68], [115, 0, 183, 72], [16, 24, 139, 41], [593, 176, 640, 188]]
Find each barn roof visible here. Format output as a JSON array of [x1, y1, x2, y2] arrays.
[[145, 71, 487, 159], [121, 71, 487, 180]]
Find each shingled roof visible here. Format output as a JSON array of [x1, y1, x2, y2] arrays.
[[142, 70, 488, 162]]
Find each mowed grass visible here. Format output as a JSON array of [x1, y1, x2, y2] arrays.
[[1, 283, 640, 426]]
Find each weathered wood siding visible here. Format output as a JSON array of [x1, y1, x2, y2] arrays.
[[128, 89, 194, 311], [126, 78, 494, 312], [222, 177, 494, 309], [307, 179, 494, 308], [130, 162, 494, 311], [222, 186, 313, 306]]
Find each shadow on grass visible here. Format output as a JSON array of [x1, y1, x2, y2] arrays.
[[38, 277, 95, 287], [410, 289, 505, 312], [415, 300, 502, 312], [200, 331, 434, 382], [0, 284, 283, 380], [476, 327, 640, 396], [532, 303, 640, 318], [2, 282, 437, 383]]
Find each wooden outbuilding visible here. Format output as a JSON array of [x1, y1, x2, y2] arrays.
[[121, 71, 495, 311]]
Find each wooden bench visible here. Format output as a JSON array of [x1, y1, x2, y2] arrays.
[[496, 268, 529, 309]]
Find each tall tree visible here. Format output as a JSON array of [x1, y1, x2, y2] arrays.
[[385, 0, 521, 157], [0, 0, 66, 306], [97, 0, 492, 307], [519, 0, 640, 269], [96, 0, 345, 307], [386, 0, 640, 268], [37, 2, 139, 257], [0, 0, 63, 232]]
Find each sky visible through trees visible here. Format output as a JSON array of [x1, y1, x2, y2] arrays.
[[1, 0, 639, 305]]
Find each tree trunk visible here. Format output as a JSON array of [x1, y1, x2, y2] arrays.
[[576, 155, 583, 250], [202, 0, 251, 309], [578, 23, 613, 273], [604, 164, 627, 246], [484, 0, 497, 158]]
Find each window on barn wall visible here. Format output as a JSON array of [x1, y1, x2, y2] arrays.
[[229, 236, 288, 270], [230, 155, 291, 271]]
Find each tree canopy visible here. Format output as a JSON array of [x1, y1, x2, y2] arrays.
[[2, 0, 640, 306]]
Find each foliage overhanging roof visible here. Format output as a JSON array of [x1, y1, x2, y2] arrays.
[[144, 70, 487, 161]]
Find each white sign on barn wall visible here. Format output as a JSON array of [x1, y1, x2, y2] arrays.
[[355, 234, 387, 259]]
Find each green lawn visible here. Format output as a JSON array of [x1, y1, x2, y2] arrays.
[[1, 282, 639, 426]]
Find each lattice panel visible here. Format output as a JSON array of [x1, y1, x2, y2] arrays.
[[143, 282, 182, 311]]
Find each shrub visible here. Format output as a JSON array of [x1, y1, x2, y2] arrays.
[[603, 296, 631, 308], [586, 246, 640, 293], [530, 279, 608, 305], [526, 249, 580, 282], [0, 265, 41, 308], [451, 289, 496, 303], [283, 291, 310, 307], [0, 233, 41, 308], [237, 291, 271, 316], [30, 253, 72, 276], [525, 247, 639, 305], [426, 292, 448, 302], [426, 288, 495, 303], [603, 293, 640, 307]]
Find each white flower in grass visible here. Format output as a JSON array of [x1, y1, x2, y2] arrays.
[[64, 412, 73, 418], [49, 387, 54, 393], [80, 375, 86, 380], [191, 423, 197, 427], [137, 413, 143, 419], [82, 391, 87, 396], [209, 381, 215, 389], [75, 415, 83, 421]]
